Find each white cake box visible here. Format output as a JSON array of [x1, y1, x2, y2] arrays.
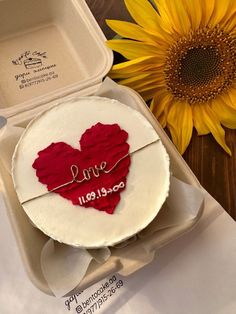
[[0, 0, 203, 295]]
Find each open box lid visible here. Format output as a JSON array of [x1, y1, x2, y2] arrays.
[[0, 0, 113, 119]]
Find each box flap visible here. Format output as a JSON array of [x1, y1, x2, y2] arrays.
[[0, 0, 113, 118]]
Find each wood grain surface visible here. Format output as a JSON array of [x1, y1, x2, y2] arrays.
[[86, 0, 236, 219]]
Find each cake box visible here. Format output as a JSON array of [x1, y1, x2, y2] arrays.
[[0, 0, 203, 295]]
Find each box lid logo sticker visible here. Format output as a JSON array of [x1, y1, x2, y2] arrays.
[[11, 50, 58, 90], [12, 51, 47, 69]]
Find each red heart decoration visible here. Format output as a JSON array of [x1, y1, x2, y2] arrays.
[[32, 123, 130, 214]]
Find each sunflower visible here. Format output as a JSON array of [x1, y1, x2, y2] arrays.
[[106, 0, 236, 155]]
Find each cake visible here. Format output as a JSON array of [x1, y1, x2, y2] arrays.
[[12, 96, 170, 248]]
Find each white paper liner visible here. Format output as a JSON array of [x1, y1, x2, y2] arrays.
[[0, 79, 204, 298], [138, 176, 204, 238], [41, 240, 110, 298]]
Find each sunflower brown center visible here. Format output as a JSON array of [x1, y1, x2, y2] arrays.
[[164, 26, 236, 103]]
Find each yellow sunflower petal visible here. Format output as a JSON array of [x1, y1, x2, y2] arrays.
[[142, 88, 163, 101], [119, 78, 165, 94], [143, 21, 174, 45], [155, 0, 191, 34], [219, 0, 236, 25], [192, 104, 210, 135], [109, 69, 163, 79], [199, 104, 231, 155], [223, 12, 236, 32], [109, 57, 157, 79], [124, 0, 160, 30], [167, 100, 193, 154], [227, 87, 236, 109], [154, 0, 176, 34], [106, 40, 159, 60], [109, 71, 137, 79], [110, 56, 164, 74], [202, 0, 215, 25], [106, 20, 160, 44], [211, 98, 236, 129], [171, 0, 192, 33], [209, 0, 234, 27], [118, 72, 166, 101], [184, 0, 203, 29], [221, 90, 236, 110], [150, 91, 172, 118], [119, 74, 164, 91], [138, 81, 166, 93], [159, 112, 167, 128], [118, 73, 152, 86]]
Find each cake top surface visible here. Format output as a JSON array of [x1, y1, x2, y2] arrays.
[[12, 96, 170, 247]]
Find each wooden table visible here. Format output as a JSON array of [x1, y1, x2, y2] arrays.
[[86, 0, 236, 219]]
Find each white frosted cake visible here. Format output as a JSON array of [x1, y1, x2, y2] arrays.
[[12, 96, 170, 248]]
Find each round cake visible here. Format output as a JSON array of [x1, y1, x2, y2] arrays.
[[12, 96, 170, 248]]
